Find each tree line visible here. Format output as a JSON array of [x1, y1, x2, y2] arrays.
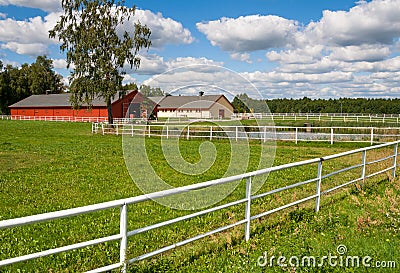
[[232, 93, 400, 114], [0, 56, 65, 114]]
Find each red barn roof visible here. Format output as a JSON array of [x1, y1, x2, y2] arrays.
[[9, 91, 132, 108]]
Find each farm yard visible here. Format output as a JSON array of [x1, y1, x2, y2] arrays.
[[3, 0, 400, 271], [0, 120, 399, 272]]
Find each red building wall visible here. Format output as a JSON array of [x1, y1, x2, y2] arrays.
[[9, 90, 142, 120]]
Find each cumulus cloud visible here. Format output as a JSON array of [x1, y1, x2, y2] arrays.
[[52, 58, 68, 69], [0, 12, 60, 55], [122, 74, 137, 85], [123, 9, 194, 48], [328, 45, 390, 62], [266, 45, 324, 64], [300, 0, 400, 47], [0, 8, 194, 59], [0, 13, 59, 44], [1, 42, 48, 55], [230, 52, 252, 63], [196, 15, 298, 52], [198, 0, 400, 71], [125, 55, 224, 76], [0, 0, 61, 13]]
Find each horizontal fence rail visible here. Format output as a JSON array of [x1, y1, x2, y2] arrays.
[[92, 123, 400, 144], [0, 140, 399, 272], [2, 115, 108, 122], [232, 112, 400, 124], [3, 112, 400, 124]]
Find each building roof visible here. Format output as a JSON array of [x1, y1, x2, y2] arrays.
[[9, 91, 136, 108], [149, 95, 229, 110]]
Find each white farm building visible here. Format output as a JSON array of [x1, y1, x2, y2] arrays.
[[149, 95, 234, 119]]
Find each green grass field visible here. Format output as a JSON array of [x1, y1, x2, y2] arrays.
[[0, 120, 399, 272]]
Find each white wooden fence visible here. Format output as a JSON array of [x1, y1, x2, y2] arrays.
[[233, 112, 400, 124], [0, 140, 398, 272], [3, 112, 400, 124], [0, 115, 107, 122], [92, 123, 400, 145]]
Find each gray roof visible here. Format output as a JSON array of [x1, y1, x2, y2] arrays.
[[149, 95, 226, 109], [9, 92, 132, 108]]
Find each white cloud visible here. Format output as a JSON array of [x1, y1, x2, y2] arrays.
[[0, 12, 60, 55], [0, 0, 61, 13], [0, 14, 59, 44], [0, 12, 6, 19], [0, 8, 194, 59], [52, 58, 68, 69], [329, 44, 390, 62], [1, 42, 48, 55], [302, 0, 400, 47], [266, 45, 324, 64], [124, 9, 194, 48], [196, 15, 298, 52], [122, 74, 137, 85], [230, 52, 252, 63], [1, 59, 19, 67], [126, 55, 223, 76], [167, 56, 223, 70], [126, 54, 168, 75]]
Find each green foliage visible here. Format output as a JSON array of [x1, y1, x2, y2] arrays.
[[122, 82, 138, 91], [0, 56, 64, 114], [139, 84, 164, 97], [49, 0, 151, 123], [232, 94, 250, 113], [231, 94, 400, 114], [266, 97, 400, 114]]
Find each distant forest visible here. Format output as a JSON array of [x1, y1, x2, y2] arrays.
[[232, 93, 400, 114]]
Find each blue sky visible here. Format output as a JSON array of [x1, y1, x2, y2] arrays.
[[1, 0, 400, 99]]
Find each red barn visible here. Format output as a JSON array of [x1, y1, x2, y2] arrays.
[[8, 90, 144, 121]]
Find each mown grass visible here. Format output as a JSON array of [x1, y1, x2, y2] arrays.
[[0, 120, 398, 272]]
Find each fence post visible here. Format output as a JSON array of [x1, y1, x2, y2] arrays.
[[263, 126, 267, 143], [101, 123, 105, 135], [148, 125, 151, 137], [370, 128, 374, 145], [361, 150, 367, 182], [315, 159, 323, 212], [210, 126, 213, 141], [295, 128, 298, 144], [187, 125, 190, 140], [393, 143, 398, 178], [330, 128, 334, 145], [166, 126, 169, 139], [120, 204, 128, 273], [235, 126, 238, 142], [245, 177, 252, 242]]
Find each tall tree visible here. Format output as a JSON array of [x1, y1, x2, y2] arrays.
[[29, 56, 61, 95], [232, 95, 250, 113], [49, 0, 151, 124], [0, 57, 64, 114]]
